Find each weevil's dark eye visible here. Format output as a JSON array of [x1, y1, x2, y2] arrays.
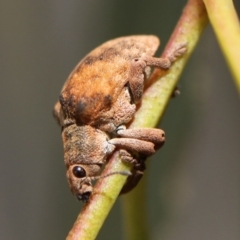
[[72, 166, 86, 178]]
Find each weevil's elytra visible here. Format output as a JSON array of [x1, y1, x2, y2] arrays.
[[54, 35, 187, 201], [59, 36, 160, 130]]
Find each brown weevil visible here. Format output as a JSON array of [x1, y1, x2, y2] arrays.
[[54, 35, 187, 202]]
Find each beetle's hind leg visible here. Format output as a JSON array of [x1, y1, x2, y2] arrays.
[[127, 42, 187, 104]]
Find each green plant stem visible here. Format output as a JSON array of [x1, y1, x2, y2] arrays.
[[121, 176, 149, 240], [121, 1, 208, 240], [66, 1, 208, 239], [203, 0, 240, 94]]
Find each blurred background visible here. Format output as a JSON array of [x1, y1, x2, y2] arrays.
[[1, 1, 240, 239]]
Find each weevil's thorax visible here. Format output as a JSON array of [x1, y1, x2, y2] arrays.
[[62, 124, 114, 167]]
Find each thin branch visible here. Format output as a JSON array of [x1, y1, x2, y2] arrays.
[[121, 1, 208, 240], [203, 0, 240, 94], [66, 0, 208, 239]]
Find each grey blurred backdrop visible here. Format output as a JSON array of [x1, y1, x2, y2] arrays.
[[1, 1, 240, 239]]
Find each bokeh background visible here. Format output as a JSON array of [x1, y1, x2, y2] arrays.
[[1, 1, 240, 239]]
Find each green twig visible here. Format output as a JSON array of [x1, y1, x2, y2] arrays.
[[203, 0, 240, 94], [121, 177, 149, 240], [66, 0, 208, 239], [121, 1, 208, 240]]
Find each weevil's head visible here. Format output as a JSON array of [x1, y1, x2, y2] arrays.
[[66, 164, 101, 202], [62, 124, 116, 202]]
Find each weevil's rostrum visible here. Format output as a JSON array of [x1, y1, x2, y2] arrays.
[[54, 35, 186, 202]]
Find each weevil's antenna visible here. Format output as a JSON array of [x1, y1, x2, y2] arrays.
[[84, 170, 131, 182]]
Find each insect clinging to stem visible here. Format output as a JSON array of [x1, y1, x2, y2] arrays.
[[54, 35, 187, 202]]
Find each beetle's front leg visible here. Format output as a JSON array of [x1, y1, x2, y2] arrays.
[[109, 127, 165, 193], [109, 138, 155, 156], [116, 127, 165, 150], [119, 149, 146, 194], [109, 127, 165, 155]]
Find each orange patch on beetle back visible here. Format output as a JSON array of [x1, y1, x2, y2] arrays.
[[60, 35, 160, 125]]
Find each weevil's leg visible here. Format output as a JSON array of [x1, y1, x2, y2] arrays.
[[119, 149, 146, 194], [128, 43, 187, 104], [142, 42, 187, 69], [168, 42, 188, 62], [117, 127, 165, 150], [127, 58, 146, 103], [127, 53, 174, 103], [53, 101, 75, 128], [120, 170, 144, 194], [119, 149, 136, 165], [119, 149, 146, 171], [109, 138, 155, 156], [53, 101, 64, 126]]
